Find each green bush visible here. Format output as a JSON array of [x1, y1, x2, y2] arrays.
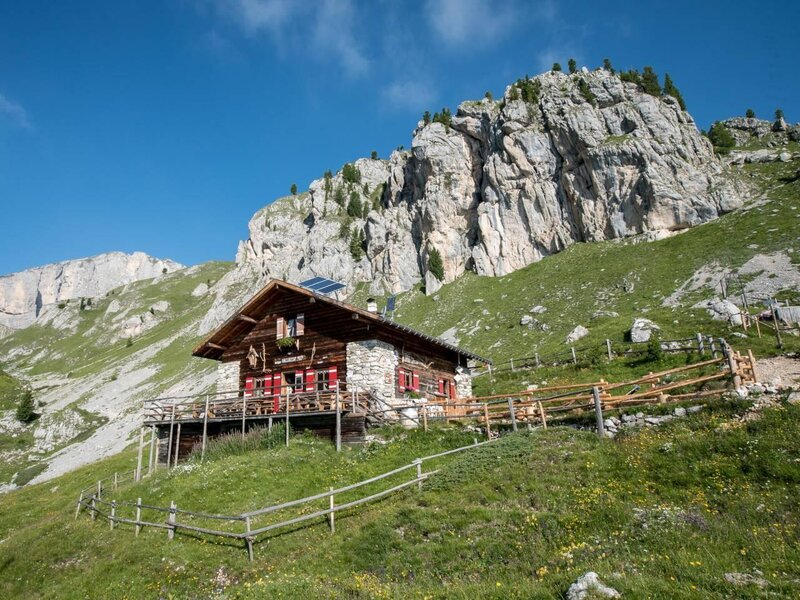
[[338, 219, 352, 240], [602, 58, 614, 73], [708, 121, 736, 153], [346, 191, 363, 217], [370, 150, 378, 160], [350, 228, 366, 261], [641, 66, 661, 96], [342, 163, 361, 184], [290, 183, 297, 195], [432, 107, 452, 129], [645, 334, 663, 362], [15, 389, 36, 423], [577, 78, 596, 106], [422, 111, 431, 125], [620, 69, 642, 86], [551, 62, 562, 72], [513, 76, 542, 104], [775, 108, 785, 121], [333, 185, 346, 207], [428, 247, 444, 281], [745, 108, 756, 119], [484, 90, 493, 101]]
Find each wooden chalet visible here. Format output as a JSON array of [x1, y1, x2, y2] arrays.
[[145, 279, 489, 464]]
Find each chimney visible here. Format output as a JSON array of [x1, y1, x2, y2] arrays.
[[366, 298, 378, 313]]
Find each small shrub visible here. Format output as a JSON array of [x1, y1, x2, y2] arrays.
[[708, 121, 736, 154], [125, 337, 134, 348], [370, 150, 378, 160], [577, 78, 596, 106], [745, 108, 756, 119], [350, 228, 366, 261], [513, 76, 542, 104], [15, 389, 36, 423], [200, 423, 290, 461], [620, 69, 642, 86], [662, 73, 686, 110], [428, 247, 444, 281], [57, 302, 67, 310], [432, 107, 452, 129], [346, 191, 363, 217], [276, 336, 296, 350], [323, 170, 333, 200], [775, 108, 784, 121], [290, 183, 297, 195], [641, 66, 661, 96], [551, 62, 562, 72], [646, 334, 663, 362], [338, 219, 352, 240], [161, 267, 168, 274], [602, 58, 614, 73], [422, 111, 431, 125], [333, 185, 346, 207], [484, 90, 493, 101]]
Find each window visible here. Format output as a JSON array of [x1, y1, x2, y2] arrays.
[[277, 314, 305, 339], [398, 368, 419, 392], [315, 369, 330, 391]]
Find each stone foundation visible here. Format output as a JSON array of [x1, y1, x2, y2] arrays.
[[346, 340, 398, 409], [455, 369, 472, 399], [217, 361, 240, 392]]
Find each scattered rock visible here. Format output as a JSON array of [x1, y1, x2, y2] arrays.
[[629, 318, 660, 343], [673, 407, 687, 417], [191, 283, 209, 297], [520, 315, 533, 326], [566, 325, 589, 344], [787, 391, 800, 405], [592, 310, 619, 319], [566, 572, 621, 600], [724, 572, 769, 588], [530, 305, 547, 314], [700, 297, 743, 326], [150, 301, 169, 313]]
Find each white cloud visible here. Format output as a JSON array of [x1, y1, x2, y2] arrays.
[[380, 79, 437, 112], [424, 0, 520, 48], [210, 0, 369, 77], [0, 93, 31, 130]]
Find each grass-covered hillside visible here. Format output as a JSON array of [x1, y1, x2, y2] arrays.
[[0, 397, 798, 598]]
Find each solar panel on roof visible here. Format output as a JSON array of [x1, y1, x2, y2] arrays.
[[299, 276, 346, 295]]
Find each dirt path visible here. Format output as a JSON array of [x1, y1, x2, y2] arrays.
[[754, 355, 800, 388]]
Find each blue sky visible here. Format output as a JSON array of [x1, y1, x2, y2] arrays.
[[1, 0, 798, 274]]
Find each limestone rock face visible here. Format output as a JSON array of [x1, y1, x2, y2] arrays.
[[206, 70, 744, 329], [0, 252, 183, 330]]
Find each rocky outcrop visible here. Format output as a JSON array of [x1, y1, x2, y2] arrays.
[[204, 69, 744, 331], [0, 252, 183, 329], [721, 116, 800, 145]]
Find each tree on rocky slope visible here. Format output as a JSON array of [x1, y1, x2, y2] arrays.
[[15, 389, 36, 423], [428, 247, 444, 281], [662, 73, 686, 110], [602, 58, 614, 73], [708, 121, 736, 153], [551, 62, 562, 72], [568, 58, 577, 74], [641, 66, 662, 96], [746, 108, 756, 119]]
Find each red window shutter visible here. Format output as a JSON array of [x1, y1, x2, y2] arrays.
[[398, 368, 405, 391], [296, 313, 305, 336], [276, 317, 285, 339], [244, 376, 254, 398], [412, 372, 420, 392], [328, 366, 338, 389], [305, 368, 314, 391], [449, 380, 457, 400], [437, 379, 444, 395]]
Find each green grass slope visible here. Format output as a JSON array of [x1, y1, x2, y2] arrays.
[[0, 399, 798, 598]]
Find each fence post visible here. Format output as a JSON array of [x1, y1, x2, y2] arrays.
[[245, 516, 254, 562], [696, 333, 705, 355], [537, 401, 547, 430], [415, 458, 423, 491], [724, 342, 742, 388], [241, 394, 247, 440], [201, 394, 210, 462], [571, 347, 577, 365], [75, 492, 84, 519], [606, 339, 613, 360], [335, 384, 342, 452], [770, 300, 783, 349], [285, 388, 290, 447], [113, 472, 118, 491], [483, 403, 491, 439], [592, 387, 605, 439], [510, 358, 515, 372], [508, 398, 517, 432], [535, 353, 540, 368], [173, 423, 181, 468], [168, 501, 176, 541], [328, 488, 335, 533], [709, 336, 717, 358], [166, 401, 176, 469], [422, 405, 428, 432], [148, 425, 156, 475], [135, 426, 145, 482], [135, 498, 142, 537], [110, 501, 116, 531]]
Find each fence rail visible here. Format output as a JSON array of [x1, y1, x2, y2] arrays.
[[76, 437, 494, 560], [475, 333, 721, 377]]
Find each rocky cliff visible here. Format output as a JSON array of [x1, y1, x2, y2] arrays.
[[0, 252, 184, 329], [207, 68, 746, 333]]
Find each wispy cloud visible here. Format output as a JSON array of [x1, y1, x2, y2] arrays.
[[380, 79, 437, 112], [424, 0, 521, 48], [208, 0, 369, 77], [0, 93, 31, 130]]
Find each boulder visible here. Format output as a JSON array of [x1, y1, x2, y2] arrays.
[[566, 326, 589, 344], [191, 283, 209, 297], [700, 298, 743, 326], [629, 318, 660, 343], [566, 572, 621, 600]]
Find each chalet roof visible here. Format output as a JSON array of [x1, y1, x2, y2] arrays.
[[192, 279, 491, 364]]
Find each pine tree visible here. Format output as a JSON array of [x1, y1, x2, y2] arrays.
[[371, 150, 378, 160], [290, 183, 297, 195], [422, 111, 431, 125], [745, 108, 756, 119], [551, 62, 562, 72], [484, 90, 493, 101], [577, 78, 596, 106], [568, 58, 577, 74], [346, 191, 363, 217], [342, 163, 361, 184], [349, 228, 365, 261], [323, 170, 333, 200], [775, 108, 785, 121], [641, 66, 661, 96], [428, 247, 444, 281], [333, 185, 346, 207], [662, 73, 686, 110], [15, 389, 35, 423], [602, 58, 614, 73]]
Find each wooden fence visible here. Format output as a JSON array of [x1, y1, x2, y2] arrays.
[[476, 333, 721, 377], [75, 438, 495, 561]]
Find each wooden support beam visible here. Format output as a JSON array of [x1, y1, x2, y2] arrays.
[[538, 401, 547, 430], [135, 427, 145, 482], [201, 395, 209, 461], [208, 342, 228, 351], [173, 423, 181, 468], [237, 314, 258, 324]]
